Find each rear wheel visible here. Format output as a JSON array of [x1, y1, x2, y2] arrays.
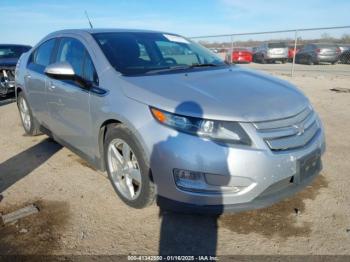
[[104, 124, 155, 208], [17, 92, 41, 136], [307, 56, 314, 65]]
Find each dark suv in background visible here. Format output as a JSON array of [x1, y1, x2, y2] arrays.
[[0, 44, 31, 96], [295, 43, 340, 65]]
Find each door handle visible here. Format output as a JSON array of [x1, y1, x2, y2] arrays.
[[25, 74, 31, 79], [48, 81, 56, 90]]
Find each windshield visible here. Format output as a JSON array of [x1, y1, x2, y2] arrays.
[[93, 32, 227, 76], [0, 45, 31, 59]]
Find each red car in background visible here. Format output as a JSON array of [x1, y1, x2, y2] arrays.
[[226, 48, 253, 63], [288, 46, 302, 62]]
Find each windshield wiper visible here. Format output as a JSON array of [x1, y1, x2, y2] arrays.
[[144, 63, 222, 75], [189, 63, 218, 68], [145, 65, 189, 74]]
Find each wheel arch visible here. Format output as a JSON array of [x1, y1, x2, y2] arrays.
[[15, 86, 23, 98], [98, 119, 122, 171], [97, 118, 154, 181]]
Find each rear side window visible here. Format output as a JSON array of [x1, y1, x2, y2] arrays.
[[268, 43, 287, 48], [316, 44, 337, 49], [32, 39, 56, 67]]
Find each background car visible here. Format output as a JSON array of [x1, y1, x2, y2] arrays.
[[295, 43, 341, 65], [288, 45, 302, 62], [338, 49, 350, 64], [338, 44, 350, 54], [0, 44, 31, 96], [337, 44, 350, 64], [226, 48, 252, 63], [253, 42, 288, 64]]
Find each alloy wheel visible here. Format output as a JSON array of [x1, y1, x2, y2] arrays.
[[19, 96, 31, 131], [107, 138, 142, 200]]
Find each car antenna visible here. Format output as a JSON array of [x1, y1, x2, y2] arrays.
[[84, 10, 94, 29]]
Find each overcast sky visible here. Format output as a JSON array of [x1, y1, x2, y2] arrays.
[[1, 0, 350, 45]]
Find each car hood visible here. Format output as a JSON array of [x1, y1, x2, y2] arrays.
[[0, 58, 18, 68], [121, 66, 310, 122]]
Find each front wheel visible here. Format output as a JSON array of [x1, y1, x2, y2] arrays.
[[104, 124, 156, 208], [17, 92, 41, 136]]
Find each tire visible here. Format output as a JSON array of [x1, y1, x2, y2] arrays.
[[17, 92, 41, 136], [104, 124, 155, 208], [295, 56, 300, 64], [307, 56, 314, 65], [282, 59, 287, 64]]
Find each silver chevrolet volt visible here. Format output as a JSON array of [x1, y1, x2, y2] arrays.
[[15, 29, 325, 213]]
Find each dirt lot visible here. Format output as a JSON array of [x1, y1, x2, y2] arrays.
[[0, 68, 349, 256]]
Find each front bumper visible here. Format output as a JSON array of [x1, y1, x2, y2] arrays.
[[0, 68, 15, 96], [147, 120, 325, 213], [157, 172, 320, 214], [266, 54, 288, 60], [317, 55, 339, 63], [0, 82, 15, 96]]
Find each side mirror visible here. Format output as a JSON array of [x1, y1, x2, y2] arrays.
[[44, 62, 75, 80], [44, 62, 92, 88]]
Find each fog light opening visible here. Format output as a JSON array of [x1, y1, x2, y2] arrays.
[[173, 169, 246, 194], [173, 169, 207, 191]]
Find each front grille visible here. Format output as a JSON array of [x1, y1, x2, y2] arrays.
[[253, 107, 320, 151]]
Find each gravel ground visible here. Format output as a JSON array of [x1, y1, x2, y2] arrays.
[[0, 69, 349, 256]]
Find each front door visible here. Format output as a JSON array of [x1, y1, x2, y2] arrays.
[[46, 37, 98, 157]]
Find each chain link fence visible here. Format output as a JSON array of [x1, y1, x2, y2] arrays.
[[190, 26, 350, 78]]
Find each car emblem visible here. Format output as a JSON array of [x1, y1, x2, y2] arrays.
[[293, 123, 305, 136]]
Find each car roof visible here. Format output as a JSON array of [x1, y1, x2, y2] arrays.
[[0, 44, 32, 48], [49, 28, 173, 36]]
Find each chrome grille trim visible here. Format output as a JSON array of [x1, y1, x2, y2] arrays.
[[265, 121, 319, 150], [253, 107, 320, 151], [253, 107, 312, 130]]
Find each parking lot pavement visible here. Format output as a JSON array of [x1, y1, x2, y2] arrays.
[[0, 73, 350, 256], [241, 62, 350, 77]]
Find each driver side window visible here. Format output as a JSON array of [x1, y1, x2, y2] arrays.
[[55, 37, 98, 85], [56, 38, 85, 78]]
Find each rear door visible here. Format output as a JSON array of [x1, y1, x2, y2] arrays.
[[46, 37, 98, 156], [25, 38, 57, 125]]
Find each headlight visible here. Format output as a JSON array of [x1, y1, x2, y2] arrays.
[[150, 107, 251, 145]]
